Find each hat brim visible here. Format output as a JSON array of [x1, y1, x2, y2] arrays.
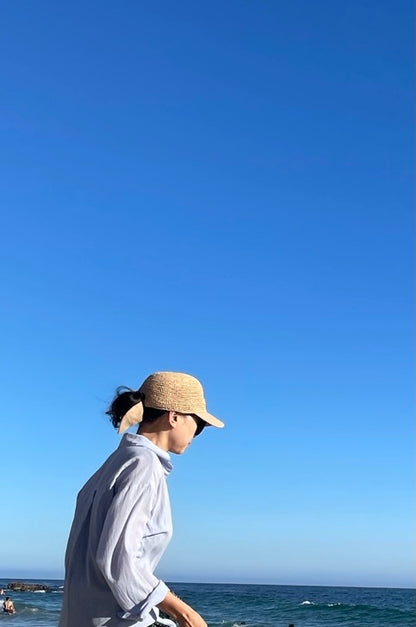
[[194, 410, 224, 429]]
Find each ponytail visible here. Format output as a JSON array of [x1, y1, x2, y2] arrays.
[[106, 386, 166, 431]]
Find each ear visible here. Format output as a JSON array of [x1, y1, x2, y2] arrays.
[[167, 411, 179, 428]]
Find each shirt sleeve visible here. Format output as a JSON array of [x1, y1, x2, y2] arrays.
[[96, 457, 170, 619]]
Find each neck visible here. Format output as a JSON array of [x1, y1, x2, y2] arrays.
[[137, 426, 170, 452]]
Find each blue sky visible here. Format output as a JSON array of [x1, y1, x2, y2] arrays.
[[0, 1, 414, 588]]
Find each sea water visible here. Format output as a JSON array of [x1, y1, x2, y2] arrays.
[[0, 579, 414, 627]]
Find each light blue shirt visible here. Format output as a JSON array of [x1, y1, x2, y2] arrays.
[[59, 434, 174, 627]]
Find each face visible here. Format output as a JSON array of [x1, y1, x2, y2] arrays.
[[168, 413, 200, 454]]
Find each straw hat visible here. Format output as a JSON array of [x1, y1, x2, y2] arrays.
[[118, 371, 224, 434]]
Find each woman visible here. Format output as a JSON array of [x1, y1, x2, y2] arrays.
[[59, 372, 224, 627]]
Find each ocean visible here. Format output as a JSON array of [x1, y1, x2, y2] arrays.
[[0, 579, 414, 627]]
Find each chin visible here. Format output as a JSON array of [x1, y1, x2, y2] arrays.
[[170, 445, 187, 455]]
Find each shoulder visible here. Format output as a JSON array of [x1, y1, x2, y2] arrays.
[[112, 446, 164, 488]]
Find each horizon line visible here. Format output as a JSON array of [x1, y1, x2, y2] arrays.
[[0, 575, 414, 591]]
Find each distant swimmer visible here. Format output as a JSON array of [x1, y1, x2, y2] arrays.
[[3, 597, 16, 614]]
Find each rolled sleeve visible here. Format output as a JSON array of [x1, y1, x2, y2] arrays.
[[120, 579, 169, 621], [96, 459, 169, 620]]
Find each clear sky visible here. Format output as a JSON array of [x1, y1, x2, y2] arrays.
[[0, 1, 414, 589]]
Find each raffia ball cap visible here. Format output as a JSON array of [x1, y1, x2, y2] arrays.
[[118, 371, 224, 434]]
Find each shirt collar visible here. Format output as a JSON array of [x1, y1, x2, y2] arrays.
[[120, 433, 173, 475]]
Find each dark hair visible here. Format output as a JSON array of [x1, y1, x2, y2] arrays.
[[106, 387, 166, 431]]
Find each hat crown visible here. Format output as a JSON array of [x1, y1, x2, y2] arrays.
[[139, 372, 207, 414]]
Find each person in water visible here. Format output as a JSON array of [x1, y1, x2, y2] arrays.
[[59, 372, 224, 627], [3, 597, 16, 614]]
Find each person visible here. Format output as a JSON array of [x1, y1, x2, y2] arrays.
[[0, 589, 4, 596], [3, 597, 16, 614], [59, 371, 224, 627]]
